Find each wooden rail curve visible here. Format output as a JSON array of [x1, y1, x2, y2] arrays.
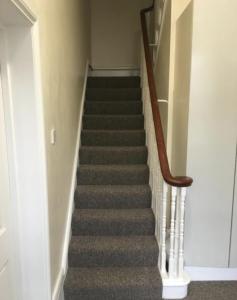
[[140, 2, 193, 187]]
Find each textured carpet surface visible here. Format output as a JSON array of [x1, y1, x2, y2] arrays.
[[79, 146, 148, 165], [181, 281, 237, 300], [66, 267, 161, 300], [64, 76, 237, 300], [64, 76, 162, 299], [75, 185, 151, 209]]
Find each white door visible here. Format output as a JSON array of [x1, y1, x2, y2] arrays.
[[0, 65, 12, 299]]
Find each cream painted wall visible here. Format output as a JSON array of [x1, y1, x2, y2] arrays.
[[162, 0, 237, 267], [90, 0, 150, 69], [154, 0, 171, 141], [184, 0, 237, 267], [166, 0, 193, 162], [171, 2, 193, 176], [21, 0, 90, 291]]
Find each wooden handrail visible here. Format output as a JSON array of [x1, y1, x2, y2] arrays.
[[140, 2, 193, 187]]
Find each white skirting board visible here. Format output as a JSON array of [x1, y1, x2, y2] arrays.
[[89, 67, 140, 77], [52, 60, 89, 300], [52, 269, 65, 300], [185, 267, 237, 281]]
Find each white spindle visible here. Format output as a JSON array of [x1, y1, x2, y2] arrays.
[[169, 187, 177, 278], [178, 188, 187, 276], [155, 160, 162, 237], [159, 182, 168, 273], [174, 188, 181, 277]]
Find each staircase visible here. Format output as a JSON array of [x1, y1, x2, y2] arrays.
[[64, 76, 162, 300]]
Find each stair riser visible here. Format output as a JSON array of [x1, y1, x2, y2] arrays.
[[65, 287, 160, 300], [72, 219, 155, 236], [77, 167, 149, 185], [76, 199, 151, 209], [84, 101, 142, 115], [64, 267, 162, 300], [86, 88, 141, 101], [87, 77, 140, 88], [83, 116, 144, 130], [75, 186, 151, 209], [69, 250, 158, 268], [79, 148, 148, 165], [81, 131, 146, 146]]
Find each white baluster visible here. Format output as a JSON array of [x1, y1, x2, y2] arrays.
[[155, 156, 161, 237], [159, 182, 168, 273], [178, 187, 187, 276], [155, 164, 162, 238], [173, 187, 181, 277], [169, 187, 177, 278]]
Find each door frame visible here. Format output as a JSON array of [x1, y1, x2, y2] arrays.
[[0, 45, 13, 300], [0, 1, 51, 299]]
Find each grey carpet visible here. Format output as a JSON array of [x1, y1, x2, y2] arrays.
[[86, 87, 141, 101], [87, 76, 140, 88], [68, 236, 158, 267], [64, 76, 237, 300], [74, 185, 151, 209], [72, 209, 155, 236], [79, 146, 148, 165], [84, 100, 143, 115], [65, 267, 162, 300], [179, 281, 237, 300], [81, 129, 146, 146], [77, 164, 149, 185], [64, 76, 162, 299], [83, 115, 144, 130]]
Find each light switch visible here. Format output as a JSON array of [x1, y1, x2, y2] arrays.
[[50, 128, 56, 145]]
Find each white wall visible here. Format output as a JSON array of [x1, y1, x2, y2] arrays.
[[184, 0, 237, 267], [90, 0, 149, 69], [20, 0, 91, 292]]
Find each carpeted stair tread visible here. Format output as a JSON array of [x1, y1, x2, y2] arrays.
[[79, 146, 148, 165], [69, 236, 158, 267], [87, 76, 140, 88], [84, 100, 142, 115], [81, 130, 145, 146], [72, 208, 155, 236], [75, 185, 151, 209], [77, 164, 149, 185], [83, 114, 144, 130], [64, 76, 161, 299], [86, 88, 141, 101], [64, 267, 161, 300]]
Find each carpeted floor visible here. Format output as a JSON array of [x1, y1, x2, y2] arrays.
[[181, 282, 237, 300]]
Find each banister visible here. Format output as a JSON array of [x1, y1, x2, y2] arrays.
[[140, 2, 193, 188]]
